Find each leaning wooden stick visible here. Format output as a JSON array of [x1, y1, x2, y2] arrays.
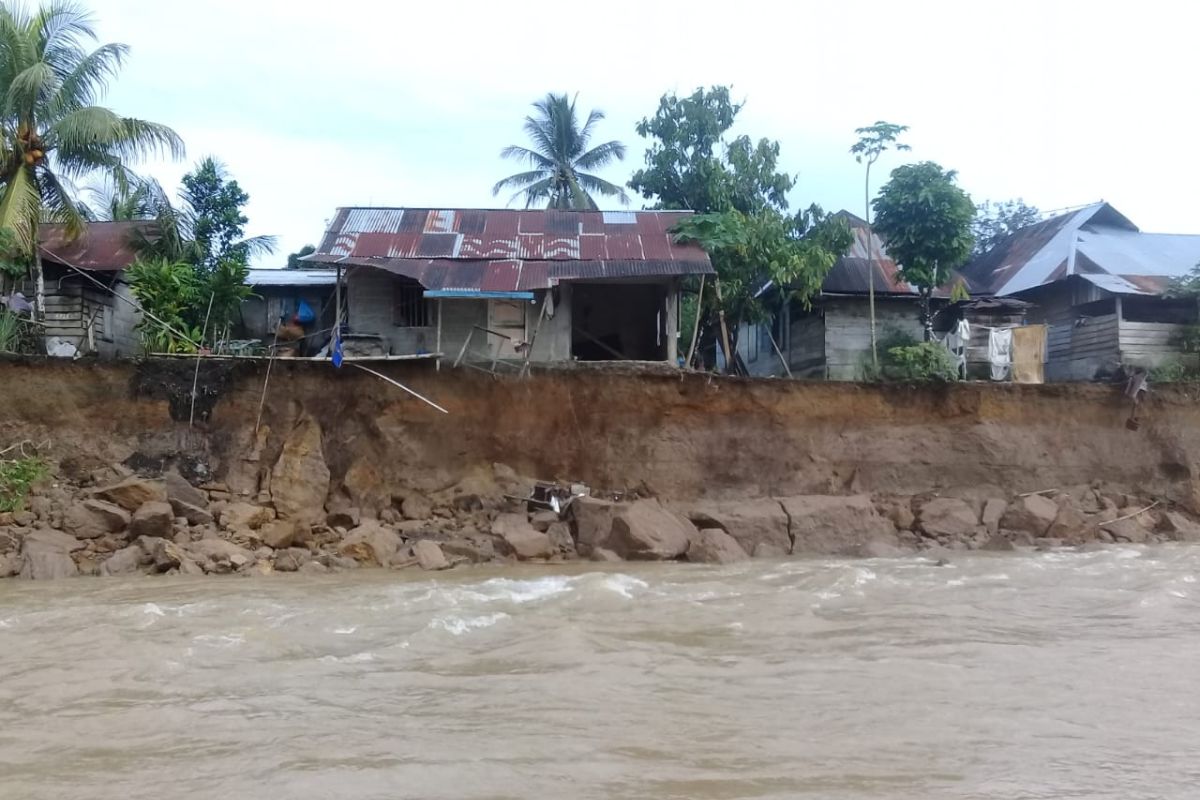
[[350, 364, 449, 414]]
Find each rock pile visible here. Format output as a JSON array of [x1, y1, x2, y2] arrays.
[[1, 462, 1198, 581]]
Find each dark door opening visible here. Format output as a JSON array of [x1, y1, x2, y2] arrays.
[[571, 283, 666, 361]]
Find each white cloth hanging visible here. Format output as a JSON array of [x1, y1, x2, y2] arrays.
[[988, 328, 1013, 381]]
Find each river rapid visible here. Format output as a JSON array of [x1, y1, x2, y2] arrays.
[[3, 547, 1200, 799]]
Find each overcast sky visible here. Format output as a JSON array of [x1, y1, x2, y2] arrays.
[[88, 0, 1198, 266]]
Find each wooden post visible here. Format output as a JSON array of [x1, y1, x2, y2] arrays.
[[767, 327, 792, 378], [334, 264, 343, 336], [714, 278, 734, 374], [435, 298, 443, 371], [685, 275, 705, 370]]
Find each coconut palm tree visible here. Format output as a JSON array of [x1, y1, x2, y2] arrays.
[[493, 93, 629, 210], [0, 1, 184, 318]]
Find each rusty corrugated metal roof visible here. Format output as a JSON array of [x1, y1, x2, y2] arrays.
[[305, 207, 713, 290], [37, 222, 149, 271]]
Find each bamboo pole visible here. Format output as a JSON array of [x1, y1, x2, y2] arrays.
[[188, 292, 215, 428], [685, 275, 705, 370], [350, 363, 448, 414], [714, 278, 734, 374]]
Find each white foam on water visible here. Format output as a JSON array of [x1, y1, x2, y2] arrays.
[[142, 603, 165, 617], [193, 633, 245, 648], [428, 612, 509, 636], [601, 574, 648, 599], [319, 651, 377, 663], [333, 626, 358, 635], [472, 576, 576, 604]]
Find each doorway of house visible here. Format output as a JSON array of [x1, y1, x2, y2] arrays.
[[571, 283, 665, 361]]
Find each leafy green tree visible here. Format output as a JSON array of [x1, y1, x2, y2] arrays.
[[0, 1, 183, 319], [135, 157, 275, 270], [850, 121, 910, 366], [630, 86, 850, 371], [125, 258, 202, 353], [286, 244, 315, 269], [83, 174, 164, 221], [971, 199, 1041, 257], [493, 93, 628, 209], [872, 162, 975, 340]]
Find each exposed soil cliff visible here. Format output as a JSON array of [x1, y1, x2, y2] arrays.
[[2, 358, 1200, 579]]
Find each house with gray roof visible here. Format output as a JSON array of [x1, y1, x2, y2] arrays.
[[959, 202, 1200, 380]]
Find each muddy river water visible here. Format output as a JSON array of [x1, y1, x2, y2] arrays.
[[3, 547, 1199, 799]]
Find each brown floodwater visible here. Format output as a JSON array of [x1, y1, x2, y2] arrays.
[[2, 548, 1200, 799]]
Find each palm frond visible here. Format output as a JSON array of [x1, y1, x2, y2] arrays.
[[49, 108, 184, 175], [36, 165, 88, 240], [509, 176, 554, 208], [498, 145, 555, 170], [0, 165, 42, 253], [573, 139, 626, 171], [492, 169, 551, 197], [577, 172, 631, 206], [47, 42, 128, 117]]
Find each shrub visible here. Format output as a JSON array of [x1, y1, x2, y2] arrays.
[[0, 456, 47, 512], [884, 342, 960, 383], [1150, 360, 1200, 384]]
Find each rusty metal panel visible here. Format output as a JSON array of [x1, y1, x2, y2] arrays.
[[37, 221, 148, 271]]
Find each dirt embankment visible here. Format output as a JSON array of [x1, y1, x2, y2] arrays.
[[1, 357, 1200, 580]]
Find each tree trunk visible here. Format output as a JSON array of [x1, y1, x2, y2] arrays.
[[33, 247, 45, 331], [921, 288, 933, 342]]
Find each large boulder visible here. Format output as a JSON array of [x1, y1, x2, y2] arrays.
[[338, 521, 402, 566], [63, 499, 130, 540], [270, 416, 330, 522], [400, 493, 434, 521], [92, 477, 167, 512], [491, 513, 554, 560], [414, 539, 451, 571], [918, 498, 980, 539], [165, 471, 209, 510], [686, 529, 749, 564], [780, 495, 898, 556], [0, 552, 20, 577], [18, 529, 83, 579], [1000, 495, 1059, 537], [186, 538, 254, 565], [129, 502, 175, 539], [440, 536, 497, 564], [1160, 511, 1200, 542], [981, 498, 1007, 535], [1047, 504, 1092, 543], [273, 547, 311, 572], [259, 519, 300, 550], [220, 502, 275, 531], [571, 497, 619, 556], [604, 500, 693, 561], [99, 545, 147, 577], [1103, 517, 1151, 544], [683, 500, 791, 557]]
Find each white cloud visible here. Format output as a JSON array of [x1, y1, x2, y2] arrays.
[[84, 0, 1200, 264]]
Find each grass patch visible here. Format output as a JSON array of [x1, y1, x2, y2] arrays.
[[0, 456, 48, 512]]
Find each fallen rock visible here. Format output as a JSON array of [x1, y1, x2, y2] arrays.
[[529, 510, 560, 533], [299, 560, 328, 575], [1102, 518, 1150, 544], [0, 528, 17, 554], [605, 501, 693, 561], [752, 541, 789, 558], [64, 499, 130, 540], [22, 528, 85, 554], [1160, 511, 1200, 542], [780, 495, 898, 556], [981, 498, 1007, 535], [440, 537, 496, 563], [686, 529, 749, 564], [220, 502, 275, 531], [1000, 495, 1059, 537], [260, 519, 299, 550], [857, 537, 909, 558], [11, 510, 35, 527], [451, 494, 483, 513], [18, 549, 78, 579], [589, 547, 622, 563], [1048, 505, 1092, 543], [918, 497, 980, 539], [684, 500, 791, 557], [979, 533, 1016, 552], [571, 497, 619, 556], [271, 416, 331, 522], [338, 522, 402, 566], [401, 493, 434, 521], [414, 539, 451, 571], [545, 521, 576, 555], [325, 507, 361, 529], [171, 500, 213, 527], [92, 477, 167, 512], [99, 545, 146, 576], [492, 513, 554, 560], [0, 552, 20, 577], [164, 470, 208, 506], [186, 538, 254, 565], [273, 547, 311, 572], [130, 502, 175, 539]]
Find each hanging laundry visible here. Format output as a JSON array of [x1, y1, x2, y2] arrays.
[[988, 328, 1013, 381]]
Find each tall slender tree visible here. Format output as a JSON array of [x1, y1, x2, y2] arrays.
[[0, 1, 184, 319], [850, 121, 910, 367], [493, 93, 629, 209]]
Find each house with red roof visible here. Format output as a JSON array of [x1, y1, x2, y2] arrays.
[[303, 207, 714, 366]]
